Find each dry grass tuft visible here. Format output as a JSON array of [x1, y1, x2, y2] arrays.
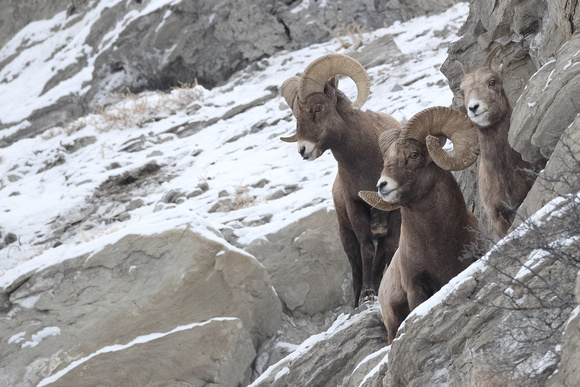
[[40, 79, 208, 138], [215, 185, 257, 212], [92, 80, 206, 132], [329, 22, 365, 50]]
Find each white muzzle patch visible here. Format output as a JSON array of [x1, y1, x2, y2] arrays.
[[377, 176, 399, 202], [466, 99, 490, 126], [298, 140, 322, 160]]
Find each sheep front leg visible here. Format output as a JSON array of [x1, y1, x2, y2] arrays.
[[347, 200, 377, 305], [379, 264, 409, 344], [338, 224, 363, 307]]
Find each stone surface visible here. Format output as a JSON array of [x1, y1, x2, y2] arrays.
[[40, 318, 255, 387], [509, 32, 580, 162], [251, 303, 388, 387], [514, 113, 580, 228], [246, 208, 353, 316], [0, 227, 282, 386], [547, 273, 580, 387]]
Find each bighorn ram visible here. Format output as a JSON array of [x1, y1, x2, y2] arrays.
[[280, 54, 402, 307], [458, 45, 547, 238], [359, 107, 480, 343]]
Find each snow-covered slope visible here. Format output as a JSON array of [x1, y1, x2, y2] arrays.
[[0, 3, 470, 286]]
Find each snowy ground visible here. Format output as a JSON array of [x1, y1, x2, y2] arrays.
[[0, 3, 470, 289]]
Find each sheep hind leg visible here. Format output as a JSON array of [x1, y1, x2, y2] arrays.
[[373, 210, 400, 292], [494, 206, 514, 238], [407, 273, 437, 311], [360, 241, 378, 305]]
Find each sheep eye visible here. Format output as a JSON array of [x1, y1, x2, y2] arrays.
[[314, 105, 323, 113], [489, 79, 496, 87], [409, 152, 419, 159]]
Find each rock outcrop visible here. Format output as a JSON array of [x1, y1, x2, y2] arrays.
[[0, 226, 282, 386], [246, 208, 353, 316], [547, 273, 580, 387], [251, 303, 388, 387]]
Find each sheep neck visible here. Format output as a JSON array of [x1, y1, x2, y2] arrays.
[[399, 170, 473, 251], [477, 109, 527, 172]]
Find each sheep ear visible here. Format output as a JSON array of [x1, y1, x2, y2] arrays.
[[358, 191, 401, 212], [324, 75, 339, 94]]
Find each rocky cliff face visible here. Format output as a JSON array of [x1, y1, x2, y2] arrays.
[[0, 0, 461, 147], [1, 0, 579, 386]]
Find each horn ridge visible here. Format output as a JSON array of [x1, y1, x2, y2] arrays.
[[406, 107, 480, 171], [281, 76, 300, 109], [299, 54, 370, 109]]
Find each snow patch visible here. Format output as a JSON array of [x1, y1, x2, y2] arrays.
[[21, 327, 61, 349], [274, 367, 290, 381]]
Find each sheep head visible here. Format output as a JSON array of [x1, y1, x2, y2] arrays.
[[458, 45, 510, 127], [280, 54, 371, 160], [369, 107, 478, 206]]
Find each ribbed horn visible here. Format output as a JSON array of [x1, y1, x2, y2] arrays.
[[358, 191, 401, 212], [484, 45, 502, 68], [406, 107, 480, 171], [299, 54, 370, 109], [281, 76, 300, 109], [280, 133, 297, 143]]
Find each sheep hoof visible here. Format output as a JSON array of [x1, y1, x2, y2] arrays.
[[359, 289, 377, 305]]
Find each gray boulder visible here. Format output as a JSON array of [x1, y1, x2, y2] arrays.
[[246, 208, 353, 316], [0, 227, 282, 386], [514, 113, 580, 227], [38, 318, 255, 387], [251, 303, 387, 387], [509, 32, 580, 162]]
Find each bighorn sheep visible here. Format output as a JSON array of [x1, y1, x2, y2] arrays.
[[359, 106, 480, 343], [280, 54, 402, 307], [458, 45, 547, 238]]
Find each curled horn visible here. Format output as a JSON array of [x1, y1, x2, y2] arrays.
[[279, 76, 300, 142], [484, 44, 502, 68], [405, 107, 480, 171], [358, 191, 401, 212], [281, 76, 300, 109], [299, 54, 370, 109]]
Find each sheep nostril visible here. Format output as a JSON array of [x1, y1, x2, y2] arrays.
[[377, 181, 387, 190], [469, 103, 479, 113], [299, 146, 306, 156]]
